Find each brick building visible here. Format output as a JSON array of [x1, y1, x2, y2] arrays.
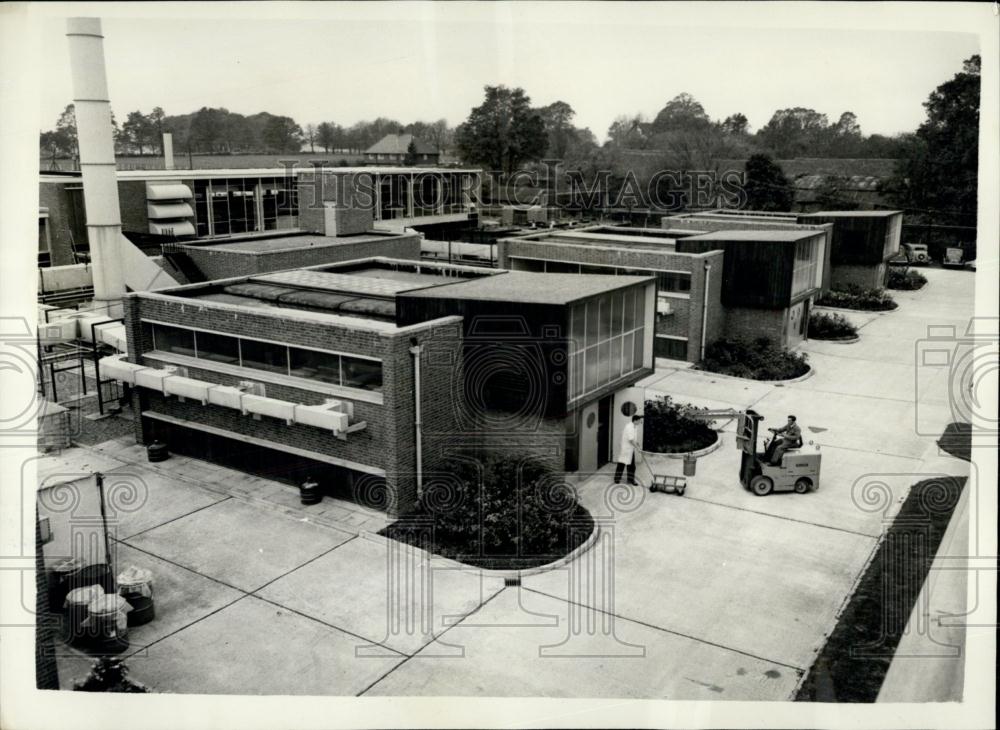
[[664, 208, 901, 293], [38, 166, 480, 270], [497, 226, 723, 363], [797, 210, 903, 289], [676, 229, 827, 349], [101, 258, 655, 514]]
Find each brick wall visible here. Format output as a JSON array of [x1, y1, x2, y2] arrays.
[[180, 233, 421, 280], [124, 290, 464, 515], [722, 306, 788, 345], [830, 263, 887, 290], [297, 170, 376, 236]]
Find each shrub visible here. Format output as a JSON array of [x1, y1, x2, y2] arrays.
[[817, 285, 897, 311], [381, 453, 594, 569], [886, 268, 928, 290], [74, 657, 149, 693], [697, 337, 810, 381], [642, 395, 718, 453], [808, 312, 858, 340]]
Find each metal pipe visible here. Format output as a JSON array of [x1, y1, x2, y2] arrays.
[[409, 343, 424, 499], [66, 17, 125, 303], [700, 261, 711, 361]]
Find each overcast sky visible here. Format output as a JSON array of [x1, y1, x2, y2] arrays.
[[36, 5, 979, 141]]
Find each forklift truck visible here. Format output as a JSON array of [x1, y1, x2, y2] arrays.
[[735, 410, 821, 496]]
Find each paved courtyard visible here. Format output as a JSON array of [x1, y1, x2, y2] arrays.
[[37, 266, 974, 699]]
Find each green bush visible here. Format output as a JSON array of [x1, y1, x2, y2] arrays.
[[381, 453, 594, 569], [642, 395, 718, 453], [817, 285, 898, 311], [886, 268, 928, 290], [697, 337, 810, 381], [808, 312, 858, 340]]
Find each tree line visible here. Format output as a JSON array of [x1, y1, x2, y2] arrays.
[[40, 55, 978, 226], [39, 107, 457, 159]]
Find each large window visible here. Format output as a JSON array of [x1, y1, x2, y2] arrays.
[[152, 325, 196, 357], [791, 237, 821, 297], [654, 336, 688, 361], [149, 324, 382, 392], [196, 331, 240, 365], [240, 339, 288, 374], [567, 287, 648, 401], [193, 176, 298, 239]]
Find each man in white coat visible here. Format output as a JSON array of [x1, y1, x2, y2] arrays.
[[613, 414, 643, 485]]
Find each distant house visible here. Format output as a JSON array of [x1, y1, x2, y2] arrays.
[[365, 134, 439, 165]]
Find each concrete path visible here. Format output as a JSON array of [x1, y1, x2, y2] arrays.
[[40, 267, 975, 698]]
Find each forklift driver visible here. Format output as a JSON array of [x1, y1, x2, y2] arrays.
[[767, 415, 802, 465]]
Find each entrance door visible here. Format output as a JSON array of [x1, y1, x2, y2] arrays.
[[596, 395, 612, 467], [786, 301, 806, 348], [612, 386, 647, 462], [577, 401, 600, 474]]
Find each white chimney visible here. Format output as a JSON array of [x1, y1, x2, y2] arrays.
[[66, 17, 125, 303], [162, 132, 174, 169]]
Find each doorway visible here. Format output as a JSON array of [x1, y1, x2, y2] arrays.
[[596, 395, 612, 467]]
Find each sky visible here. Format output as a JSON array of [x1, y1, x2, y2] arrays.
[[35, 4, 980, 142]]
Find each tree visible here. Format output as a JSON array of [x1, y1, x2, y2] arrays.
[[122, 111, 154, 154], [539, 101, 576, 159], [261, 115, 303, 152], [743, 153, 793, 211], [403, 139, 418, 166], [889, 55, 980, 226], [316, 122, 338, 153], [455, 85, 547, 173], [649, 93, 711, 135], [757, 107, 829, 158], [56, 104, 78, 160], [721, 113, 750, 136], [606, 113, 647, 148], [149, 107, 166, 154], [305, 123, 317, 153], [188, 107, 228, 153]]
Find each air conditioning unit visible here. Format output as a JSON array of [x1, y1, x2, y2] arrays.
[[238, 380, 266, 397], [656, 299, 673, 316]]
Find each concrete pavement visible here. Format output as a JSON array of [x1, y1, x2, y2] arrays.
[[38, 266, 974, 698]]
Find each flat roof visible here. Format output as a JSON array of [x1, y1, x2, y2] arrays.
[[800, 210, 902, 218], [402, 270, 653, 305], [684, 229, 824, 243], [254, 269, 440, 298], [115, 166, 479, 180], [181, 233, 401, 254]]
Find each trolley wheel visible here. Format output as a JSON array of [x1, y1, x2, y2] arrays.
[[750, 475, 774, 496], [677, 487, 686, 496], [794, 478, 812, 494]]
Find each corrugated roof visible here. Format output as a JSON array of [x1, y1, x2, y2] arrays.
[[365, 134, 438, 155], [402, 271, 653, 305]]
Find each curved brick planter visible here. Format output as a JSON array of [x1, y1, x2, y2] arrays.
[[639, 432, 723, 466], [811, 334, 861, 345], [761, 365, 814, 385], [365, 511, 603, 580], [693, 364, 814, 386], [813, 304, 896, 314]]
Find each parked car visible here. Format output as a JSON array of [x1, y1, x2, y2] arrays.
[[942, 246, 967, 268], [900, 243, 930, 264]]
